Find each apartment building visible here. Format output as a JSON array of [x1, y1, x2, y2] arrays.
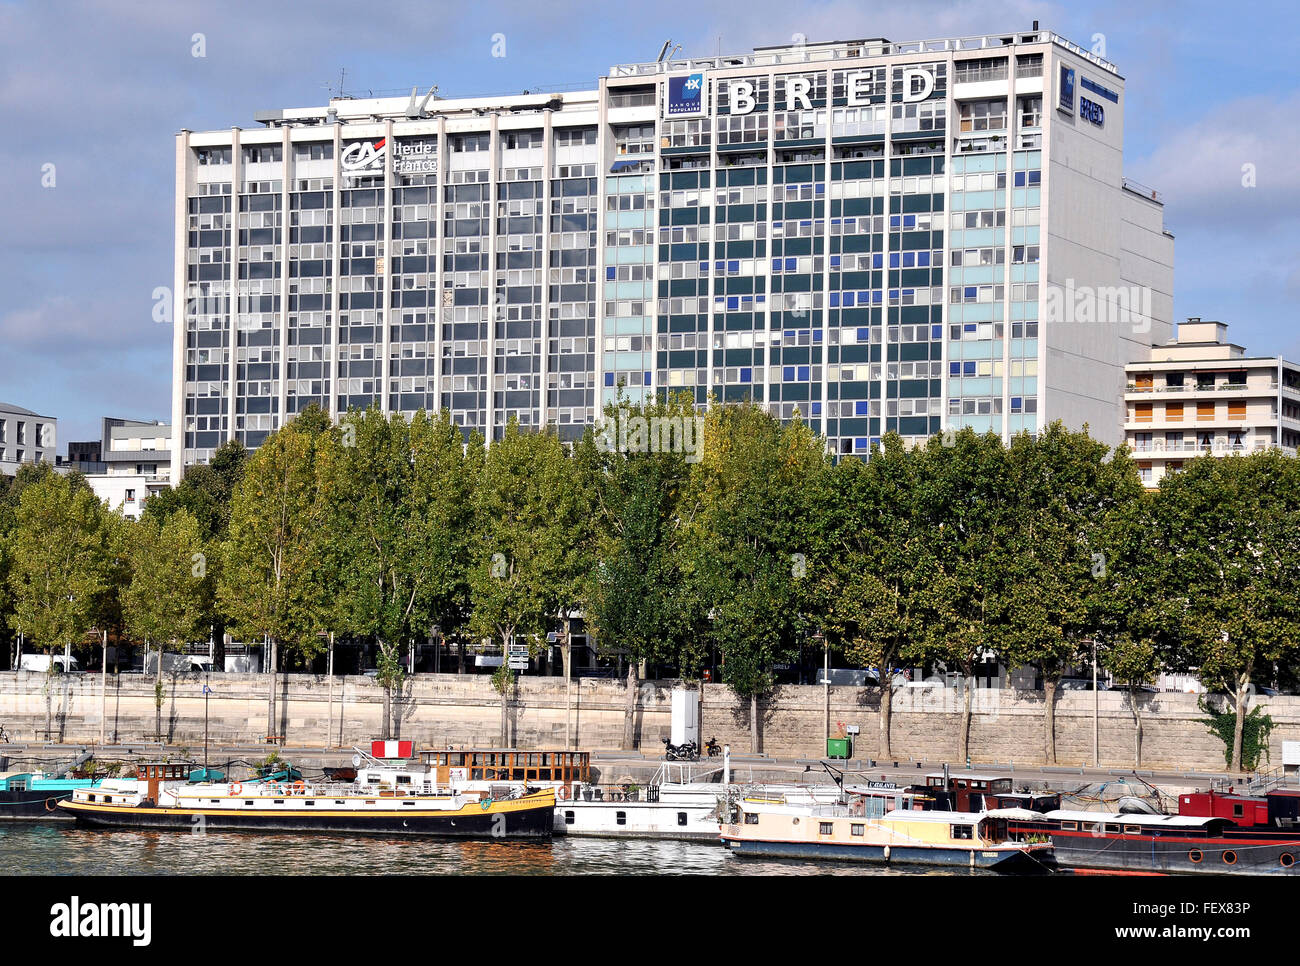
[[1124, 319, 1300, 486]]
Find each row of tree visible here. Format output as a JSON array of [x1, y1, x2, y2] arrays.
[[2, 399, 1297, 771]]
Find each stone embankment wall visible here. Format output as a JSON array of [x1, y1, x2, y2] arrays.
[[0, 671, 1294, 772]]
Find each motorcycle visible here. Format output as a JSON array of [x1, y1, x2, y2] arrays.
[[705, 737, 721, 757], [662, 737, 700, 761]]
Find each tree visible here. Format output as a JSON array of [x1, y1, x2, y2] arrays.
[[809, 436, 925, 760], [468, 420, 572, 720], [320, 407, 480, 737], [683, 402, 827, 752], [218, 413, 330, 741], [999, 422, 1142, 763], [1153, 451, 1300, 771], [122, 509, 209, 739], [145, 438, 247, 666], [910, 429, 1017, 765], [5, 471, 107, 735], [1095, 491, 1180, 768], [583, 396, 701, 750]]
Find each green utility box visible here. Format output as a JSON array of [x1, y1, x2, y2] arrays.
[[827, 737, 852, 759]]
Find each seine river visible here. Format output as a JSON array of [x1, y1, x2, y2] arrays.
[[0, 823, 994, 875]]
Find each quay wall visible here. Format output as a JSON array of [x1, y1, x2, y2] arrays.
[[0, 671, 1295, 772]]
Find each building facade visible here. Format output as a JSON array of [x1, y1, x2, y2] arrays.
[[0, 403, 57, 476], [172, 27, 1173, 473], [1124, 319, 1300, 487]]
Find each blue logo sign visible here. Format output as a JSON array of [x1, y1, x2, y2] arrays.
[[667, 72, 706, 116], [1079, 96, 1105, 126], [1058, 65, 1075, 114]]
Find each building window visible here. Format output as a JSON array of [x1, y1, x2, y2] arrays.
[[125, 489, 136, 503]]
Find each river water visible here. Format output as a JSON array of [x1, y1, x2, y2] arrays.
[[0, 823, 995, 876]]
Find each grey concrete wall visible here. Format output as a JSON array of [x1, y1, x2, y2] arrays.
[[0, 671, 1293, 772]]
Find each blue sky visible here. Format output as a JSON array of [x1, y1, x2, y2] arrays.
[[0, 0, 1296, 448]]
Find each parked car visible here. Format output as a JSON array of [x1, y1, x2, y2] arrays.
[[1109, 683, 1160, 693]]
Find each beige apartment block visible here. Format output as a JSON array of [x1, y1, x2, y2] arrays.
[[1123, 319, 1300, 486]]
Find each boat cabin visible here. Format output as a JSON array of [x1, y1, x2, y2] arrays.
[[988, 790, 1061, 812], [922, 773, 1014, 812], [1179, 788, 1300, 829], [418, 750, 590, 786], [138, 763, 189, 803]]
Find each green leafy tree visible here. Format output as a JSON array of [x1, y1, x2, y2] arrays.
[[468, 420, 573, 705], [218, 413, 330, 740], [584, 396, 702, 749], [5, 471, 107, 734], [320, 407, 480, 737], [1154, 451, 1300, 771], [810, 436, 926, 760], [683, 402, 828, 753], [910, 429, 1017, 765], [122, 509, 209, 739], [999, 422, 1142, 763]]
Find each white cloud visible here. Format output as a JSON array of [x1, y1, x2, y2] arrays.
[[1126, 93, 1300, 232]]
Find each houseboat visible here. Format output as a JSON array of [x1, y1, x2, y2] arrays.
[[722, 782, 1051, 871], [59, 748, 555, 839], [0, 771, 101, 820], [1003, 807, 1300, 875], [418, 746, 732, 841]]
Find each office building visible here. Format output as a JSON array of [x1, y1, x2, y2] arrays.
[[172, 26, 1173, 473]]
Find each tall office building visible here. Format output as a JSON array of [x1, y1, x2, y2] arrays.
[[172, 27, 1172, 473]]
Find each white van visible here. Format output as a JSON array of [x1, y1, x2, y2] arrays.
[[144, 652, 214, 675], [17, 653, 82, 673]]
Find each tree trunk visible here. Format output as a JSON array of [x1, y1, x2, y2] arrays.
[[750, 693, 759, 754], [383, 684, 392, 740], [960, 673, 974, 765], [500, 687, 508, 746], [1129, 690, 1143, 769], [1044, 677, 1058, 765], [154, 639, 164, 740], [879, 677, 893, 761], [266, 637, 277, 741], [622, 662, 638, 750], [1232, 675, 1249, 773]]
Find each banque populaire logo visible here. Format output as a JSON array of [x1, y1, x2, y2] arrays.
[[666, 72, 706, 117]]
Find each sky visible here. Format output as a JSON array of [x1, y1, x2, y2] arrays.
[[0, 0, 1296, 450]]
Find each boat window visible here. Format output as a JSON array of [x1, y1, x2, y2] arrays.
[[1105, 823, 1121, 833], [678, 812, 688, 826], [819, 822, 834, 835], [1061, 821, 1077, 830], [305, 800, 315, 806], [951, 824, 973, 840], [1082, 822, 1098, 833], [397, 775, 412, 785], [274, 799, 285, 805], [403, 801, 414, 806], [1124, 825, 1141, 834], [245, 800, 254, 805], [335, 801, 345, 805], [1233, 804, 1244, 817], [210, 799, 220, 804], [87, 794, 96, 802], [616, 811, 627, 826], [851, 824, 864, 836], [564, 811, 575, 825], [744, 812, 759, 825]]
